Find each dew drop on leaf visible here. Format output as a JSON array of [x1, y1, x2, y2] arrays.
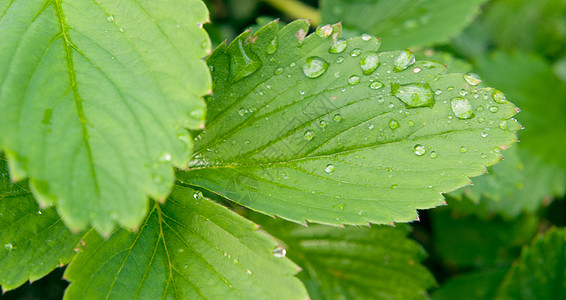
[[414, 144, 426, 156], [350, 48, 362, 57], [4, 243, 13, 251], [360, 52, 380, 75], [325, 164, 336, 174], [460, 146, 468, 153], [329, 39, 348, 54], [492, 89, 507, 104], [499, 120, 509, 131], [267, 36, 278, 54], [450, 97, 474, 119], [430, 151, 438, 159], [304, 130, 315, 140], [464, 73, 482, 85], [106, 15, 114, 22], [388, 119, 400, 130], [489, 106, 499, 113], [336, 56, 345, 63], [273, 246, 286, 258], [370, 81, 384, 90], [394, 50, 415, 72], [391, 83, 435, 108], [333, 114, 343, 122], [315, 25, 333, 37], [349, 75, 361, 85], [274, 67, 284, 75], [303, 56, 329, 79], [319, 120, 328, 127]]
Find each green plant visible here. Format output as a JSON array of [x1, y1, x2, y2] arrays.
[[1, 0, 565, 299]]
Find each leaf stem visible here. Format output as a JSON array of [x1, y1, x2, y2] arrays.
[[261, 0, 321, 26]]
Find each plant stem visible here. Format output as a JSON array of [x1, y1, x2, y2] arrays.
[[261, 0, 321, 26]]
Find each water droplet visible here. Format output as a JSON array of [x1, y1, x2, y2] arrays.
[[489, 106, 499, 113], [304, 130, 315, 140], [478, 117, 485, 123], [390, 184, 399, 189], [238, 108, 249, 116], [319, 120, 327, 127], [464, 73, 481, 85], [388, 119, 400, 130], [303, 56, 329, 79], [360, 52, 380, 75], [350, 48, 362, 57], [460, 89, 468, 96], [274, 67, 284, 75], [333, 114, 343, 122], [451, 97, 474, 119], [325, 164, 335, 174], [159, 152, 172, 162], [391, 83, 435, 108], [348, 75, 360, 85], [413, 67, 422, 74], [37, 210, 42, 215], [460, 146, 468, 153], [273, 246, 286, 258], [414, 144, 426, 156], [106, 15, 114, 22], [267, 36, 278, 54], [246, 269, 253, 275], [499, 120, 509, 131], [394, 50, 415, 72], [119, 27, 124, 33], [361, 33, 372, 41], [370, 81, 384, 90], [480, 153, 487, 158], [178, 248, 184, 252], [231, 39, 262, 81], [316, 25, 333, 37], [193, 190, 203, 200], [329, 39, 348, 53], [430, 151, 438, 159], [4, 243, 13, 251], [368, 123, 374, 129], [481, 132, 488, 137], [299, 90, 305, 95], [492, 89, 507, 104]]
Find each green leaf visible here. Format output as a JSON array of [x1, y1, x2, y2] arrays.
[[320, 0, 488, 50], [63, 186, 307, 299], [179, 20, 520, 227], [0, 157, 82, 292], [431, 205, 538, 268], [256, 217, 435, 300], [496, 228, 566, 299], [432, 269, 507, 300], [0, 0, 211, 234]]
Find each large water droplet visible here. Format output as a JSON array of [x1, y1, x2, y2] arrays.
[[304, 130, 315, 140], [303, 56, 329, 79], [316, 25, 333, 37], [325, 164, 336, 174], [394, 50, 415, 72], [348, 75, 360, 85], [391, 83, 435, 108], [492, 89, 507, 104], [267, 36, 278, 54], [450, 97, 474, 119], [414, 144, 426, 156], [329, 39, 347, 54], [388, 119, 400, 130], [333, 114, 343, 122], [230, 39, 262, 81], [360, 52, 380, 75], [464, 73, 481, 85]]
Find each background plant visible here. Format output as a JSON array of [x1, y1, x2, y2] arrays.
[[1, 0, 565, 299]]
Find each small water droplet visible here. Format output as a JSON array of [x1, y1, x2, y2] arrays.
[[246, 269, 253, 275], [106, 15, 114, 22], [303, 56, 329, 78], [336, 56, 345, 63], [460, 146, 468, 153], [316, 25, 333, 37], [119, 27, 124, 33], [481, 132, 488, 137], [370, 81, 384, 90], [361, 33, 372, 41], [451, 97, 474, 119], [489, 106, 499, 113], [37, 210, 42, 215], [159, 152, 172, 162], [499, 120, 509, 131], [325, 164, 336, 174], [348, 75, 360, 85], [430, 151, 438, 159], [388, 119, 400, 130], [273, 246, 286, 258], [333, 114, 343, 122], [390, 184, 399, 189], [4, 243, 13, 251], [391, 83, 435, 108], [238, 108, 249, 116], [304, 130, 315, 140], [413, 67, 422, 74], [350, 48, 362, 57], [368, 123, 374, 129], [329, 39, 348, 53], [492, 89, 507, 104], [464, 73, 481, 85], [414, 144, 426, 156], [394, 50, 415, 72], [480, 153, 487, 158], [360, 52, 380, 75], [319, 120, 328, 127], [274, 67, 284, 75]]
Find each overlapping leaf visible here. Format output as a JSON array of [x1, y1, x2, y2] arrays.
[[0, 0, 211, 234], [0, 157, 81, 292], [64, 186, 307, 299], [432, 269, 507, 300], [320, 0, 488, 50], [496, 228, 566, 299], [254, 216, 435, 300], [179, 20, 520, 227]]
